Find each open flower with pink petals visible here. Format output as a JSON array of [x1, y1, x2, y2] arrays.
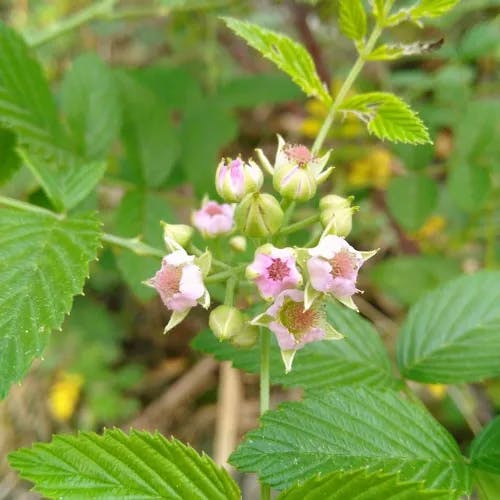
[[146, 248, 210, 333], [251, 289, 342, 372], [216, 157, 263, 202], [305, 234, 377, 310], [246, 244, 302, 300], [192, 199, 234, 238]]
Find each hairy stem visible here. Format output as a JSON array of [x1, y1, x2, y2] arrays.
[[259, 326, 271, 500], [279, 213, 321, 236], [311, 25, 383, 155], [102, 233, 165, 258]]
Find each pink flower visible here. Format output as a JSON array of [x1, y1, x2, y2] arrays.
[[146, 249, 210, 333], [216, 157, 263, 202], [307, 235, 365, 299], [251, 289, 342, 372], [246, 245, 302, 300], [192, 200, 234, 238]]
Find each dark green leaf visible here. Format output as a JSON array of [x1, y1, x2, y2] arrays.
[[397, 271, 500, 383], [470, 417, 500, 475], [0, 127, 21, 184]]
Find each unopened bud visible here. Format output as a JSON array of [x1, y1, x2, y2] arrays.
[[235, 193, 283, 238], [162, 223, 193, 249], [229, 235, 247, 252], [230, 322, 259, 348], [319, 195, 356, 238], [209, 305, 244, 341], [216, 157, 263, 202]]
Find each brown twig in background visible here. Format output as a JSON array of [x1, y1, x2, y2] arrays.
[[213, 362, 242, 468], [127, 357, 217, 432], [290, 1, 330, 85]]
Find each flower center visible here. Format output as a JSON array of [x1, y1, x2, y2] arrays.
[[266, 258, 290, 281], [330, 250, 357, 279], [279, 299, 318, 339], [205, 203, 224, 216], [229, 158, 243, 170], [158, 264, 182, 296], [285, 144, 313, 166]]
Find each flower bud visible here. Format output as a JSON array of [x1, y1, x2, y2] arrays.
[[319, 195, 356, 238], [235, 193, 284, 238], [273, 162, 317, 201], [216, 157, 263, 202], [229, 235, 247, 252], [229, 322, 259, 348], [209, 305, 245, 341], [192, 199, 235, 238], [162, 223, 193, 249]]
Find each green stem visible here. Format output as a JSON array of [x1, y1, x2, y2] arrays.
[[311, 25, 383, 155], [188, 243, 230, 270], [27, 0, 117, 48], [224, 277, 237, 306], [102, 233, 165, 258], [0, 195, 62, 219], [259, 326, 271, 500], [205, 264, 246, 284], [279, 213, 321, 236]]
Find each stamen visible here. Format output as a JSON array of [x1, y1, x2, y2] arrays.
[[330, 250, 357, 279], [157, 264, 182, 295], [285, 144, 313, 165], [280, 299, 318, 339], [266, 258, 290, 281]]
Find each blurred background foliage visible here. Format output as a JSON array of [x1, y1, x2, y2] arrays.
[[0, 0, 499, 497]]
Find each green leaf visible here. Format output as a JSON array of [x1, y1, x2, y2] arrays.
[[8, 429, 240, 499], [277, 469, 454, 499], [118, 73, 179, 188], [411, 0, 461, 20], [341, 92, 431, 144], [371, 255, 461, 306], [179, 98, 238, 197], [470, 417, 500, 475], [386, 173, 438, 232], [459, 20, 500, 60], [113, 189, 170, 301], [193, 300, 400, 392], [223, 17, 331, 105], [61, 53, 121, 160], [230, 387, 469, 492], [369, 0, 387, 20], [474, 470, 500, 500], [0, 206, 101, 397], [338, 0, 367, 42], [0, 127, 21, 184], [448, 162, 491, 213], [397, 271, 500, 383]]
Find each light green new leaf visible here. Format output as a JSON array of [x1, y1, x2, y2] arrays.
[[192, 300, 400, 392], [0, 206, 101, 398], [386, 173, 438, 232], [397, 271, 500, 383], [411, 0, 460, 20], [118, 73, 179, 188], [9, 429, 240, 499], [223, 17, 331, 105], [61, 53, 121, 160], [341, 92, 431, 144], [474, 470, 500, 500], [230, 387, 469, 492], [470, 417, 500, 475], [278, 469, 455, 499], [369, 0, 387, 20], [338, 0, 367, 42]]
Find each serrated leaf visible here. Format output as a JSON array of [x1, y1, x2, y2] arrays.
[[61, 53, 121, 160], [118, 73, 179, 188], [0, 206, 101, 397], [0, 23, 106, 210], [474, 469, 500, 500], [369, 0, 387, 20], [277, 469, 455, 499], [114, 189, 170, 301], [411, 0, 460, 20], [397, 271, 500, 383], [470, 417, 500, 475], [448, 162, 491, 213], [341, 92, 431, 144], [368, 40, 444, 61], [8, 429, 240, 499], [192, 300, 400, 392], [0, 127, 21, 184], [230, 387, 469, 492], [223, 17, 331, 105], [338, 0, 367, 42], [386, 173, 438, 232]]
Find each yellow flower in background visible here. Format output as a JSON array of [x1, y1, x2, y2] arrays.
[[301, 80, 364, 140], [427, 384, 448, 400], [347, 147, 393, 189], [413, 215, 446, 241], [49, 371, 84, 422]]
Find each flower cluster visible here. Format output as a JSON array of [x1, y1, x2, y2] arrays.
[[145, 136, 376, 372]]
